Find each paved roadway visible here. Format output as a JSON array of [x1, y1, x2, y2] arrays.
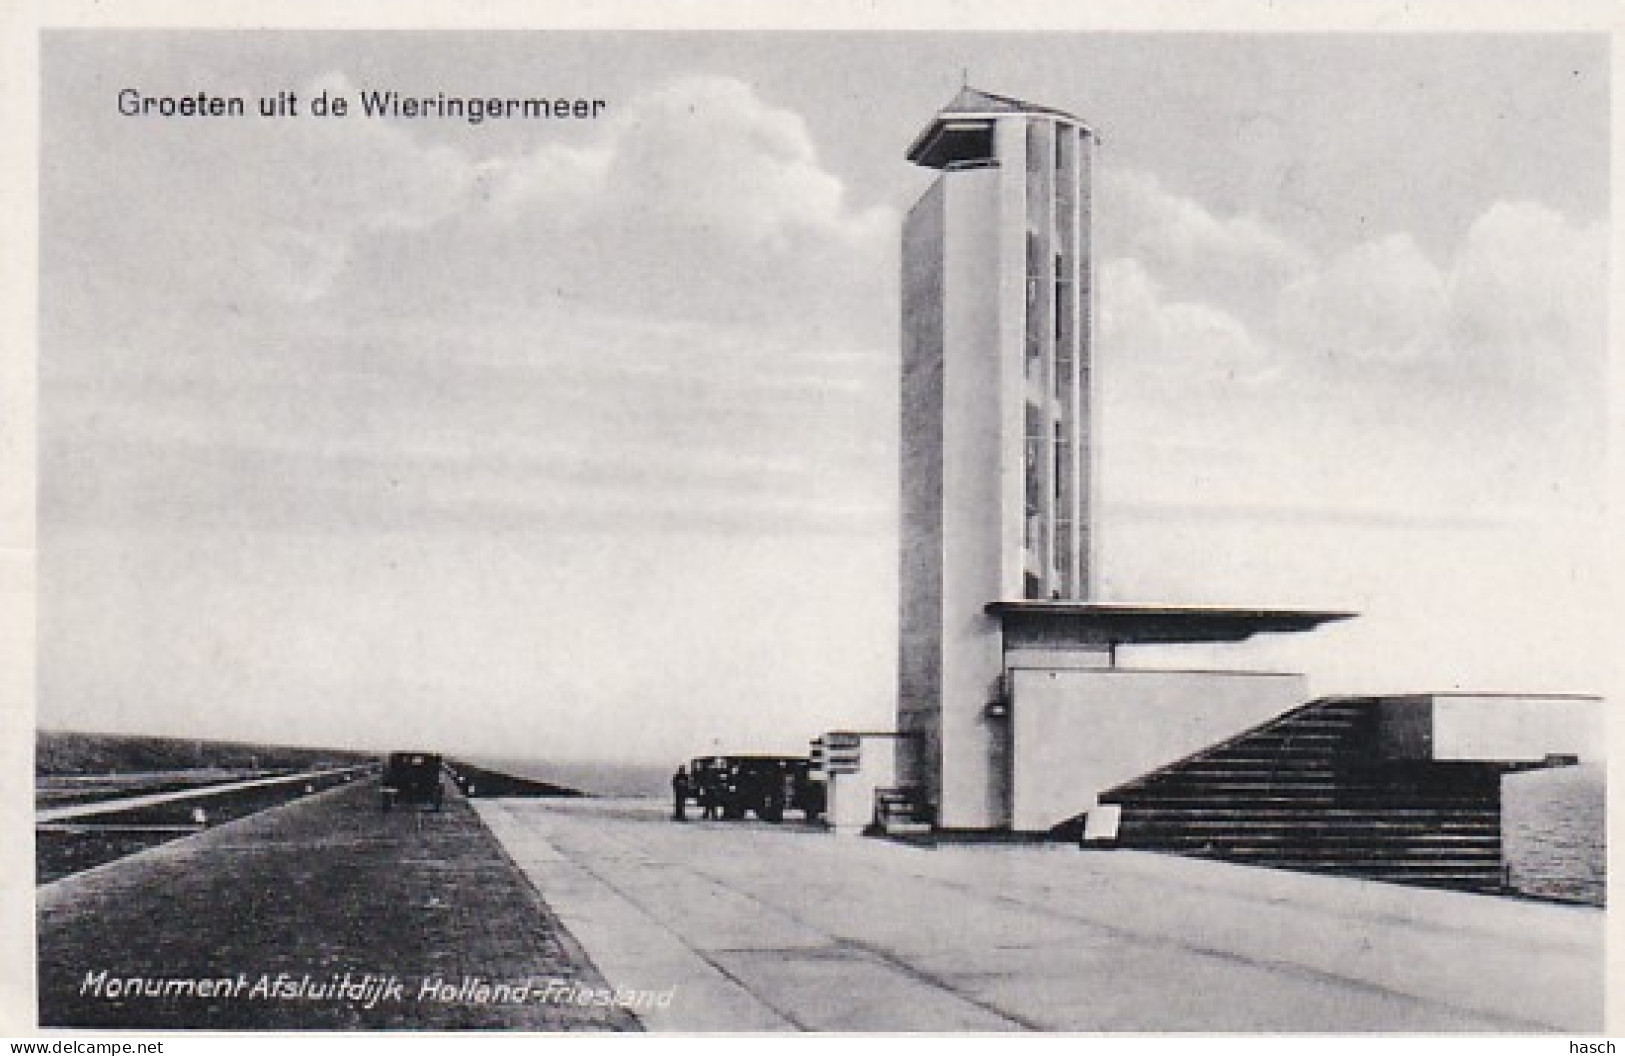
[[37, 781, 636, 1031], [475, 797, 1605, 1033]]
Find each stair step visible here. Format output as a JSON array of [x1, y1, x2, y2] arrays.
[[1270, 731, 1362, 740], [1120, 821, 1501, 835], [1117, 805, 1500, 818], [1171, 850, 1501, 869], [1117, 819, 1499, 831], [1118, 795, 1498, 808], [1120, 838, 1502, 854], [1137, 779, 1347, 790], [1121, 832, 1500, 843], [1121, 828, 1501, 838], [1203, 859, 1504, 874], [1153, 764, 1345, 775], [1233, 733, 1354, 744], [1109, 794, 1498, 807], [1114, 796, 1500, 809], [1182, 751, 1344, 761], [1137, 778, 1347, 789], [1277, 717, 1363, 726], [1117, 804, 1497, 814], [1116, 807, 1497, 818], [1124, 854, 1505, 868], [1190, 757, 1341, 767], [1138, 857, 1505, 872], [1231, 866, 1504, 887], [1177, 855, 1503, 872], [1211, 744, 1353, 755], [1122, 833, 1501, 844], [1115, 809, 1498, 820], [1097, 696, 1512, 895]]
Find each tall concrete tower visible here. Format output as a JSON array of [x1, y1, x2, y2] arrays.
[[898, 88, 1350, 832], [903, 87, 1098, 606], [898, 88, 1099, 828]]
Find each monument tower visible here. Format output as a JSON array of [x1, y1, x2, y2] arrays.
[[897, 88, 1351, 832]]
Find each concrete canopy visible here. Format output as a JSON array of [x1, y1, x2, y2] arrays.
[[985, 600, 1356, 646]]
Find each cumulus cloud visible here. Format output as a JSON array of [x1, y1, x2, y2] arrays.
[[1100, 168, 1310, 320], [1442, 202, 1607, 384], [1100, 258, 1273, 385], [490, 77, 887, 251], [1101, 167, 1603, 399], [1274, 233, 1448, 366], [1265, 201, 1604, 394], [47, 73, 896, 346], [1098, 167, 1604, 524], [45, 74, 903, 542], [342, 75, 897, 340]]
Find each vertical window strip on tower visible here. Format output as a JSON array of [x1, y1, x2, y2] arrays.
[[1054, 122, 1083, 599], [1024, 119, 1058, 599]]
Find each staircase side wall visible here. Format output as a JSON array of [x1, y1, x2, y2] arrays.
[[1377, 694, 1604, 764], [1008, 667, 1307, 833]]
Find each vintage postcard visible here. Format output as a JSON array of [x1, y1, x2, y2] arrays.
[[5, 5, 1614, 1041]]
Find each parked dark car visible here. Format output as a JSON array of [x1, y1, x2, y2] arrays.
[[689, 754, 825, 822], [380, 752, 444, 811]]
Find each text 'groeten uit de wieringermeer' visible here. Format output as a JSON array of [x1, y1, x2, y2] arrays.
[[117, 88, 609, 125]]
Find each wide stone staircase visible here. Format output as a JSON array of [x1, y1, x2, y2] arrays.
[[1096, 697, 1513, 891]]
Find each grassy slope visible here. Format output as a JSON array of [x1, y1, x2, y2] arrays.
[[38, 730, 375, 776]]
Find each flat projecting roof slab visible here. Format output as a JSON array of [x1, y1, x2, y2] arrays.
[[985, 601, 1356, 646], [906, 87, 1095, 169]]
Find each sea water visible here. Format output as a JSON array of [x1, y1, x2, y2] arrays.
[[1502, 762, 1605, 906]]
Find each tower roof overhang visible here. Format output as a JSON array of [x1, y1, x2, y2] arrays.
[[906, 119, 999, 170], [985, 601, 1356, 647], [906, 86, 1095, 169]]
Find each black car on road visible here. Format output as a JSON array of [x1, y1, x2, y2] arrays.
[[689, 755, 825, 822], [380, 752, 444, 811]]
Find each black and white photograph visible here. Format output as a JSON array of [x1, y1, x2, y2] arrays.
[[10, 13, 1612, 1038]]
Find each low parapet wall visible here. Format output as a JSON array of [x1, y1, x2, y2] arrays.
[[1374, 694, 1603, 765]]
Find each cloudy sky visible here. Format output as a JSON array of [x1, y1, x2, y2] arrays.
[[38, 32, 1608, 764]]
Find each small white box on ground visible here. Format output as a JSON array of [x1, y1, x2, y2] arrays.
[[1081, 804, 1120, 844]]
